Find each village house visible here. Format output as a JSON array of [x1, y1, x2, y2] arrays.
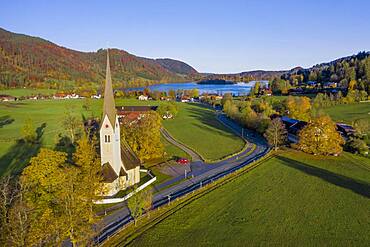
[[0, 94, 17, 102], [138, 95, 148, 101], [53, 92, 81, 99], [116, 105, 158, 123]]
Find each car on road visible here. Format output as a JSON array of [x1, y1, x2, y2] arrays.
[[177, 158, 189, 165]]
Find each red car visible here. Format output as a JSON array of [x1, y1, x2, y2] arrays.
[[177, 158, 189, 165]]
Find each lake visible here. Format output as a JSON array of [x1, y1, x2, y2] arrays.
[[127, 81, 267, 96]]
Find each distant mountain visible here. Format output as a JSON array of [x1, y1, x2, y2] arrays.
[[155, 58, 198, 76], [0, 27, 199, 88]]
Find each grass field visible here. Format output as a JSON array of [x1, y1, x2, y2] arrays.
[[163, 103, 244, 160], [0, 88, 57, 97], [0, 99, 243, 176], [325, 102, 370, 124], [128, 150, 370, 246]]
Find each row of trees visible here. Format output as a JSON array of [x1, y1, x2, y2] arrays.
[[262, 115, 345, 156], [222, 93, 368, 156]]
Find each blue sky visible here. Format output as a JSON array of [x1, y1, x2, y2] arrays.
[[1, 0, 369, 73]]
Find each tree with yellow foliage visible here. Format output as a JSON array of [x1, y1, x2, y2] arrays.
[[21, 148, 68, 245], [297, 115, 344, 155], [285, 96, 311, 121], [122, 112, 164, 161]]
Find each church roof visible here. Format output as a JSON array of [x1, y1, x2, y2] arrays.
[[101, 162, 118, 183], [120, 139, 141, 170], [102, 49, 117, 128]]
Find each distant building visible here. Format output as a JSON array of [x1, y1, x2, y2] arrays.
[[116, 105, 158, 123], [336, 123, 355, 138], [91, 94, 102, 99], [0, 95, 16, 102], [280, 116, 307, 143], [180, 95, 191, 102], [138, 95, 148, 101], [99, 49, 141, 196]]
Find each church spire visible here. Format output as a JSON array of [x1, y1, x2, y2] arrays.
[[103, 48, 116, 127]]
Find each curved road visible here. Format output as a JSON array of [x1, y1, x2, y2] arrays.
[[96, 112, 269, 244]]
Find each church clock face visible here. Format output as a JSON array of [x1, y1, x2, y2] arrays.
[[105, 124, 109, 128]]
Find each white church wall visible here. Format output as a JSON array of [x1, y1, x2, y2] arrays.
[[100, 115, 122, 175], [94, 174, 157, 204]]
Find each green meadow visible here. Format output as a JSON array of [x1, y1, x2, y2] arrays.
[[325, 102, 370, 124], [0, 98, 243, 176], [0, 88, 57, 97], [162, 103, 245, 160], [127, 150, 370, 246]]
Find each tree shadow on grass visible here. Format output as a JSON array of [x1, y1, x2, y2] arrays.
[[0, 123, 46, 176], [276, 155, 370, 199], [55, 134, 75, 162], [0, 115, 14, 128]]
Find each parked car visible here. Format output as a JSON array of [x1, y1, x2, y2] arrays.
[[177, 158, 189, 165]]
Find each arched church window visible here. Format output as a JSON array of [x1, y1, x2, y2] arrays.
[[104, 135, 111, 143]]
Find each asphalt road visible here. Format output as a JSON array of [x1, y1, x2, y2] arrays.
[[96, 113, 269, 244]]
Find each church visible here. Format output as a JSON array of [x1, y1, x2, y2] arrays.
[[99, 49, 141, 196]]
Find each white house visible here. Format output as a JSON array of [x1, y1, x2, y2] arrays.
[[99, 49, 141, 196], [138, 95, 148, 101]]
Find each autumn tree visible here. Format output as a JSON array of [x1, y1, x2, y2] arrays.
[[63, 106, 83, 143], [264, 118, 287, 150], [221, 93, 233, 106], [157, 102, 178, 119], [60, 135, 103, 246], [168, 89, 176, 99], [190, 88, 199, 98], [223, 100, 239, 119], [142, 187, 153, 218], [127, 187, 145, 226], [21, 148, 68, 245], [0, 176, 16, 245], [122, 112, 164, 161], [297, 115, 344, 155], [253, 100, 276, 118], [285, 96, 311, 121], [239, 101, 258, 130], [6, 183, 31, 247], [250, 81, 261, 96]]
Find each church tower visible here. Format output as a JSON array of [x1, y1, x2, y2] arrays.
[[100, 49, 122, 176]]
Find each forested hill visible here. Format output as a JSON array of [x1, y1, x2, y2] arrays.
[[205, 53, 369, 83], [281, 52, 370, 86], [0, 27, 199, 89], [154, 58, 198, 76]]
